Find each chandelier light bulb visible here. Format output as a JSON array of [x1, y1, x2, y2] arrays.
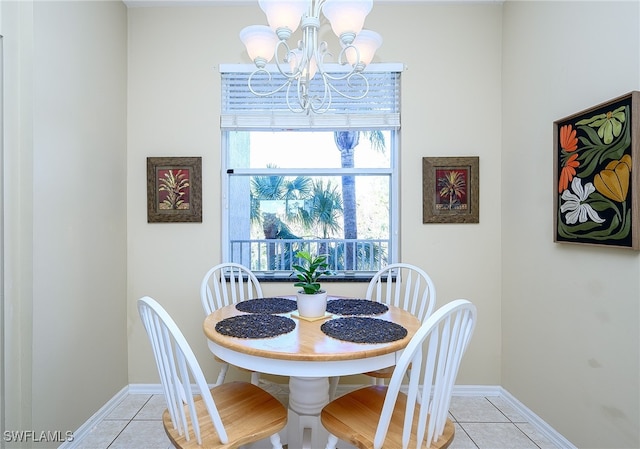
[[322, 0, 373, 43], [240, 25, 278, 67], [345, 29, 382, 68], [259, 0, 310, 39]]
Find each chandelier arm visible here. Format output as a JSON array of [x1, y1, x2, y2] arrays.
[[285, 81, 310, 114], [311, 0, 326, 19], [325, 72, 370, 101], [247, 68, 294, 98], [321, 68, 360, 82], [305, 73, 331, 114], [316, 43, 363, 83], [312, 74, 332, 114], [336, 43, 363, 70], [272, 40, 303, 81]]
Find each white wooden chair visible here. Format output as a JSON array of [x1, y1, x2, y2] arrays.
[[362, 263, 437, 384], [200, 262, 263, 314], [200, 262, 263, 385], [328, 263, 437, 399], [366, 263, 437, 322], [138, 296, 287, 449], [321, 299, 477, 449]]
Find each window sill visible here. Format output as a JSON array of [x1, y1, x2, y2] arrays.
[[255, 272, 373, 283]]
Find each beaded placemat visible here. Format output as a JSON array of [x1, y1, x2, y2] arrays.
[[235, 297, 298, 314], [320, 317, 407, 344], [326, 299, 388, 316], [215, 314, 296, 339]]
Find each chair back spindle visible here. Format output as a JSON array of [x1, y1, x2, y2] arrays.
[[366, 263, 437, 323], [138, 296, 227, 445], [200, 262, 263, 316]]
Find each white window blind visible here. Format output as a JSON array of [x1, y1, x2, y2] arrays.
[[220, 63, 403, 130]]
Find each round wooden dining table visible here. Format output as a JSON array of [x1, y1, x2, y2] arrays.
[[202, 296, 421, 449]]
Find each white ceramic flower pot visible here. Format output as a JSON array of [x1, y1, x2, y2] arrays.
[[296, 290, 328, 318]]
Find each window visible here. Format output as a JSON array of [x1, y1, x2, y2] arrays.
[[220, 64, 402, 280]]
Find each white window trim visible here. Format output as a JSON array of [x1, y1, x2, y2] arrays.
[[220, 63, 402, 278]]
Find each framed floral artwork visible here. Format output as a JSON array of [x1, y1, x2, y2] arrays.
[[422, 156, 479, 223], [147, 157, 202, 223], [554, 91, 639, 249]]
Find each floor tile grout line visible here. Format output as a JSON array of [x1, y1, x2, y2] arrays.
[[514, 422, 545, 449], [456, 423, 481, 449], [484, 396, 532, 424], [457, 421, 530, 424], [131, 395, 155, 420], [105, 418, 131, 448], [105, 402, 133, 449], [106, 395, 151, 448], [484, 395, 518, 423], [457, 421, 538, 449]]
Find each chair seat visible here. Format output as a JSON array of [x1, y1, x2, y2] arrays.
[[163, 381, 287, 449], [321, 385, 455, 449]]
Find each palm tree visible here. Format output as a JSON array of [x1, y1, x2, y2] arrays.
[[333, 131, 385, 270], [250, 165, 312, 226], [308, 179, 343, 239], [438, 170, 466, 210], [251, 170, 311, 270], [250, 173, 343, 270], [310, 179, 343, 262]]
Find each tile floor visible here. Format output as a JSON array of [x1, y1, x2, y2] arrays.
[[73, 381, 562, 449]]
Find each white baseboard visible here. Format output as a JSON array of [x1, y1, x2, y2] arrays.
[[127, 383, 164, 395], [58, 386, 129, 449], [66, 384, 575, 449], [452, 384, 503, 396], [499, 387, 577, 449]]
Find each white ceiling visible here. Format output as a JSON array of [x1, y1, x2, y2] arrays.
[[123, 0, 503, 7]]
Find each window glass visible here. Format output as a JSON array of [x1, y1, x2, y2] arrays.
[[224, 129, 396, 277]]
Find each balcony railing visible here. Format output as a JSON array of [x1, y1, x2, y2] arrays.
[[230, 238, 389, 273]]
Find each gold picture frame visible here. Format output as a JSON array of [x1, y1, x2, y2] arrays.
[[147, 157, 202, 223], [422, 156, 479, 224]]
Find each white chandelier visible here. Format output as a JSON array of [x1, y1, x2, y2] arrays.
[[240, 0, 382, 114]]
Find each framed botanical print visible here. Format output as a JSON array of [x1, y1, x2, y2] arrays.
[[147, 157, 202, 223], [554, 91, 639, 249], [422, 156, 479, 224]]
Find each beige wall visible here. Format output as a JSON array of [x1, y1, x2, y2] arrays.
[[501, 2, 640, 448], [2, 1, 639, 448], [2, 0, 35, 438], [126, 3, 504, 388], [2, 0, 128, 442]]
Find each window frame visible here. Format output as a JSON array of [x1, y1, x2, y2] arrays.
[[220, 64, 402, 281]]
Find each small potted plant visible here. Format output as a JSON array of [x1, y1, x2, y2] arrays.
[[292, 250, 332, 318]]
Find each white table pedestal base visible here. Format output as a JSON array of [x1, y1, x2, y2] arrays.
[[287, 376, 330, 449]]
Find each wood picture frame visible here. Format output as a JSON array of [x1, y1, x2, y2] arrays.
[[422, 156, 479, 223], [553, 91, 639, 249], [147, 156, 202, 223]]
